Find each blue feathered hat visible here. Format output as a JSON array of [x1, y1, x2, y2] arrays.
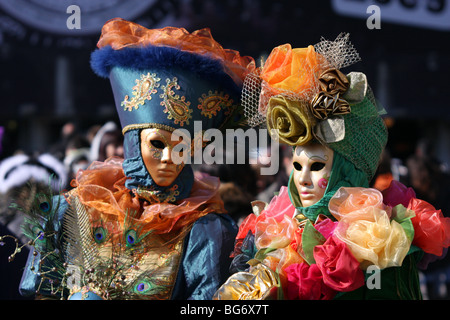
[[90, 18, 255, 137], [89, 18, 255, 202]]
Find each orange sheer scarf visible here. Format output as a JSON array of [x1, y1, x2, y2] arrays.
[[70, 157, 225, 234]]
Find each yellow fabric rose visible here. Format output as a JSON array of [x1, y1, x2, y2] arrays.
[[333, 207, 411, 270]]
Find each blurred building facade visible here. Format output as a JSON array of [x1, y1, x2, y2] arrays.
[[0, 0, 449, 168]]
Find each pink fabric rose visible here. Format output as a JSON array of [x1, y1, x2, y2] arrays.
[[381, 180, 416, 208], [234, 186, 295, 242], [313, 236, 365, 292], [284, 263, 336, 300], [260, 186, 295, 222], [314, 218, 337, 240]]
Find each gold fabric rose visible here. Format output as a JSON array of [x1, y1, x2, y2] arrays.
[[266, 95, 317, 146], [310, 92, 350, 120], [213, 263, 279, 300], [318, 68, 349, 95], [310, 68, 351, 120]]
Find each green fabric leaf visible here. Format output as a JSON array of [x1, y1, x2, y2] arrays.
[[252, 247, 277, 263], [391, 204, 415, 242], [301, 220, 326, 265]]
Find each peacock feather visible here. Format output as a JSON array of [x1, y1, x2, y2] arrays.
[[63, 195, 100, 272], [62, 205, 156, 299], [13, 182, 61, 247], [122, 210, 152, 251], [9, 181, 69, 298], [7, 180, 186, 300]]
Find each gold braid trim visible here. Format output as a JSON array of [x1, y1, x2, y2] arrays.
[[122, 123, 177, 135]]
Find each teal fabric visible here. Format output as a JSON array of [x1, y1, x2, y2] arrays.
[[171, 213, 238, 300], [104, 50, 241, 137], [327, 94, 388, 181], [334, 250, 423, 300]]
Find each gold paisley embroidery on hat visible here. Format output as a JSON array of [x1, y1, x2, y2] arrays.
[[160, 77, 193, 126], [197, 90, 234, 119], [122, 72, 161, 112]]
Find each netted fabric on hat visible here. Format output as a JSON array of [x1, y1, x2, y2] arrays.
[[243, 33, 387, 181]]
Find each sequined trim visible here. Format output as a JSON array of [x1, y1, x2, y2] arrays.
[[121, 72, 161, 111], [198, 90, 234, 118], [160, 77, 193, 127], [135, 184, 180, 204]]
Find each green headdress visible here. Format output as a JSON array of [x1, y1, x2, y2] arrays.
[[243, 33, 388, 219]]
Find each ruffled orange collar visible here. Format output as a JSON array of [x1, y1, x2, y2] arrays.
[[69, 157, 225, 234]]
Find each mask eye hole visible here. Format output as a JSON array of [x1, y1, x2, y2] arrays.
[[293, 161, 302, 171], [150, 140, 165, 149], [311, 162, 325, 171]]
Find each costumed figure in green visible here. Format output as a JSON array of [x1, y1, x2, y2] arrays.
[[213, 34, 450, 300]]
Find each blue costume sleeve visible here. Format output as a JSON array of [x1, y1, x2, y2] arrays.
[[171, 213, 238, 300]]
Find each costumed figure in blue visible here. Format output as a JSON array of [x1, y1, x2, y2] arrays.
[[16, 18, 256, 300]]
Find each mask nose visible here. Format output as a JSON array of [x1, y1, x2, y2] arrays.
[[161, 147, 173, 164], [298, 169, 312, 187]]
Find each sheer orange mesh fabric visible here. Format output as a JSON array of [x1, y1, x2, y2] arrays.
[[96, 18, 256, 86], [70, 157, 225, 234]]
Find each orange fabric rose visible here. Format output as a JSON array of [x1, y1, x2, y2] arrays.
[[255, 215, 297, 249], [260, 44, 325, 96], [328, 187, 387, 221]]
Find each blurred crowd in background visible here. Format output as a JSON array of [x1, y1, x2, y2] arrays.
[[0, 0, 449, 300], [1, 118, 450, 300]]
